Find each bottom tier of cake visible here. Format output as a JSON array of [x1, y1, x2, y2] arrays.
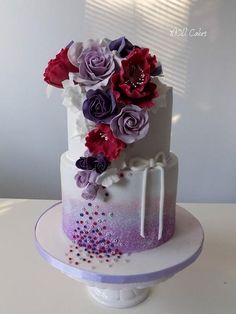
[[61, 152, 178, 254]]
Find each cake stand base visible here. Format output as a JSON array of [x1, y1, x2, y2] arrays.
[[35, 203, 204, 308], [87, 286, 150, 308]]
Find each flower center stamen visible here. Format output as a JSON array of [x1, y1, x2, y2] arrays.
[[99, 132, 108, 141], [125, 64, 145, 88]]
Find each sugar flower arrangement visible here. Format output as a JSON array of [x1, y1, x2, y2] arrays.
[[44, 37, 162, 200]]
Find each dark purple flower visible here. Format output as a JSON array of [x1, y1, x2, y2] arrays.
[[83, 89, 117, 124], [74, 171, 90, 188], [75, 156, 96, 170], [75, 154, 110, 175], [109, 37, 134, 58], [151, 61, 163, 76], [81, 183, 99, 200], [94, 154, 110, 174]]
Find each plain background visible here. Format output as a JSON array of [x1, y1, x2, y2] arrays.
[[0, 0, 235, 202]]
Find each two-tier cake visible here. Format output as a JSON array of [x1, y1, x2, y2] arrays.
[[44, 37, 178, 258]]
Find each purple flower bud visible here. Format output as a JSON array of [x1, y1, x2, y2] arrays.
[[109, 36, 134, 58], [151, 62, 163, 76], [74, 171, 91, 188], [75, 156, 96, 170], [94, 154, 110, 174], [81, 183, 99, 200], [83, 89, 117, 124], [75, 154, 110, 175]]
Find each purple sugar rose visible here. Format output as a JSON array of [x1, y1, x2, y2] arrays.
[[75, 156, 96, 170], [83, 89, 117, 124], [81, 183, 99, 200], [110, 104, 149, 144], [94, 154, 110, 174], [74, 170, 98, 188], [74, 171, 90, 188], [109, 36, 134, 58], [68, 39, 115, 89]]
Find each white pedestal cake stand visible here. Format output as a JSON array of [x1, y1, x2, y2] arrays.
[[35, 203, 204, 308]]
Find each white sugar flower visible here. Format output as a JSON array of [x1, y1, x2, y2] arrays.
[[73, 111, 95, 141], [96, 168, 120, 188], [62, 74, 85, 112]]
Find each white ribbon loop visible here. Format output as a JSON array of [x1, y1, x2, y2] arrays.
[[129, 152, 166, 240]]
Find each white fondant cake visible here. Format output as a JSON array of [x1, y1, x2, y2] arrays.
[[44, 37, 178, 256]]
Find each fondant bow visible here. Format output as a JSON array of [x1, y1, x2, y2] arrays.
[[129, 152, 166, 239], [129, 152, 166, 171]]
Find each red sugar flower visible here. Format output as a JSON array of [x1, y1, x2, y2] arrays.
[[44, 47, 79, 88], [85, 124, 126, 160], [111, 47, 158, 108]]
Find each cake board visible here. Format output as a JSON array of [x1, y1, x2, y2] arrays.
[[35, 203, 204, 308]]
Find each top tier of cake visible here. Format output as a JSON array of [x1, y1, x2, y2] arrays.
[[67, 78, 173, 162], [44, 37, 174, 171]]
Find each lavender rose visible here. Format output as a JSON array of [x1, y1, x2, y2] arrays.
[[81, 183, 99, 200], [74, 170, 99, 188], [83, 89, 117, 123], [74, 171, 90, 188], [88, 170, 99, 183], [75, 156, 96, 170], [110, 104, 149, 144], [109, 36, 134, 58], [68, 39, 115, 89]]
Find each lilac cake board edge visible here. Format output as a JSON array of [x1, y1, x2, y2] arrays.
[[34, 202, 204, 286]]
